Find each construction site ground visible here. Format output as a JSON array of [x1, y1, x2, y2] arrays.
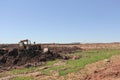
[[0, 49, 120, 80]]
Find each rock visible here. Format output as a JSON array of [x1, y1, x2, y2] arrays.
[[104, 59, 110, 63]]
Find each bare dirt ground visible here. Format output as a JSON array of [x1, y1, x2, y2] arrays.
[[0, 55, 120, 80], [84, 55, 120, 80]]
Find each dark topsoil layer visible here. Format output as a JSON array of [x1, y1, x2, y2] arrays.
[[0, 44, 82, 72]]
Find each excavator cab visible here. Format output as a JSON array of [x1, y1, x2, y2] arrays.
[[19, 39, 31, 50]]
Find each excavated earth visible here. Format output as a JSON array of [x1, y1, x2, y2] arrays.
[[0, 44, 82, 72]]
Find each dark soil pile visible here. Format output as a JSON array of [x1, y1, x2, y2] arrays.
[[0, 49, 55, 71], [0, 46, 82, 72]]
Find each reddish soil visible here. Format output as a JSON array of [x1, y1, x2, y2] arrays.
[[85, 56, 120, 80]]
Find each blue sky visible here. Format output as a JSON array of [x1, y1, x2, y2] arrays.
[[0, 0, 120, 43]]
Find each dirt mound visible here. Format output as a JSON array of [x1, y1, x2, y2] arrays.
[[0, 46, 82, 72], [0, 49, 56, 71], [48, 46, 81, 54]]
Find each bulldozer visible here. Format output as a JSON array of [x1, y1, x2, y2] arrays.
[[18, 39, 42, 52], [18, 39, 53, 61]]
